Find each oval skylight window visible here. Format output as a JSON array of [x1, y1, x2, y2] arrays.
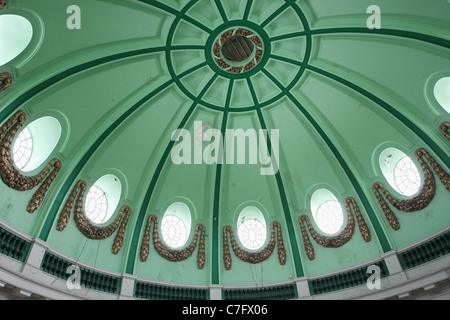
[[310, 189, 344, 235], [12, 116, 61, 172], [0, 15, 33, 66], [161, 202, 192, 249], [85, 174, 122, 224], [12, 126, 33, 170], [237, 206, 267, 250], [379, 147, 422, 196], [434, 77, 450, 113]]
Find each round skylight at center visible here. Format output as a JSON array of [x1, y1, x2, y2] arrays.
[[221, 35, 255, 63]]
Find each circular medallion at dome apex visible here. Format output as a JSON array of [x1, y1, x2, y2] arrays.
[[167, 1, 310, 111], [212, 27, 262, 74]]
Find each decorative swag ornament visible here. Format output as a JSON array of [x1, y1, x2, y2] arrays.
[[56, 180, 131, 254], [0, 73, 12, 93], [299, 197, 371, 261], [440, 122, 450, 141], [373, 148, 450, 230], [0, 110, 61, 213], [140, 215, 206, 269], [223, 221, 286, 270]]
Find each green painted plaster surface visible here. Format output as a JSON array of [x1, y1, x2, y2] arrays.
[[0, 0, 449, 286]]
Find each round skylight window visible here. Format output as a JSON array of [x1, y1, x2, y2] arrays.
[[237, 206, 267, 250], [12, 127, 33, 170], [84, 174, 122, 224], [161, 215, 188, 249], [85, 185, 108, 224], [161, 202, 192, 249], [393, 156, 422, 196], [315, 200, 345, 235], [379, 148, 422, 197], [310, 189, 345, 235], [237, 219, 267, 250]]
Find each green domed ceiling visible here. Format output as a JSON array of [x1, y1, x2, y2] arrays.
[[0, 0, 449, 291]]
